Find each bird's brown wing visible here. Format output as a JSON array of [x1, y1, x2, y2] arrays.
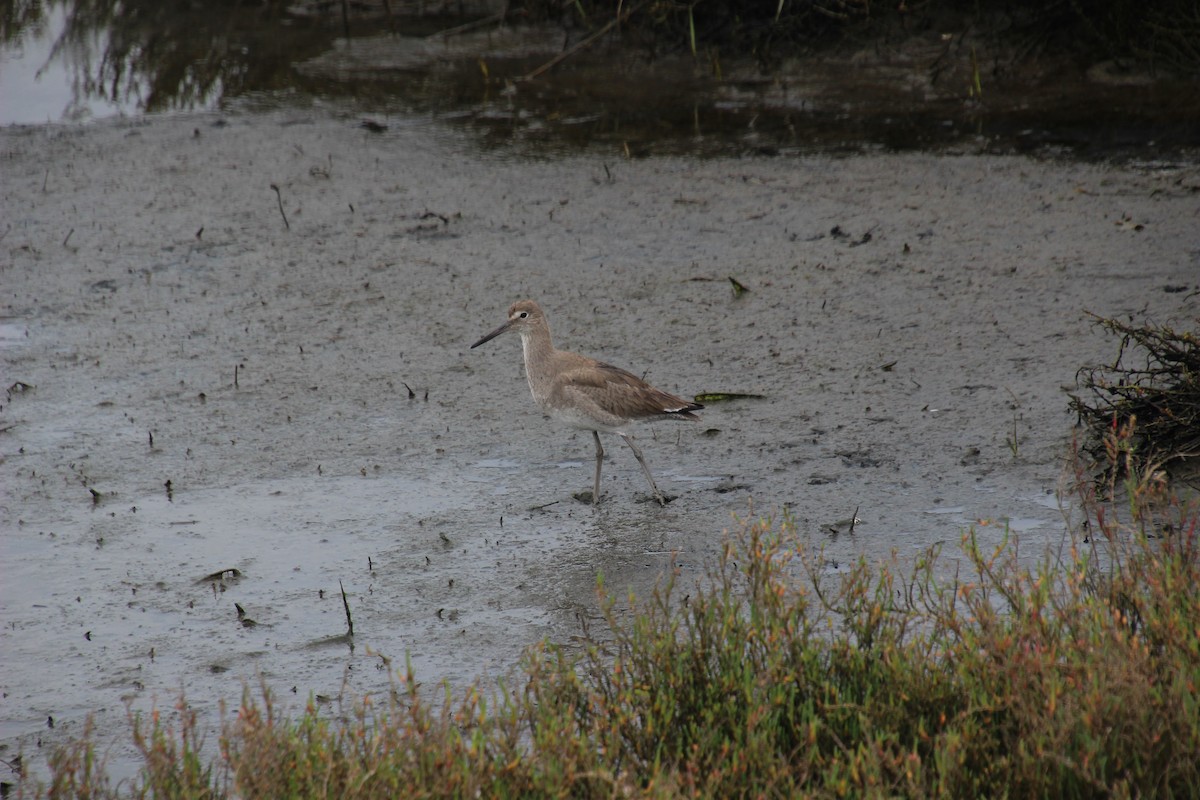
[[556, 361, 702, 422]]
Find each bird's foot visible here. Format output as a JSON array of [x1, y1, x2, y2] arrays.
[[644, 491, 671, 506]]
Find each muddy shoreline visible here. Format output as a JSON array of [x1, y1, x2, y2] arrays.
[[1, 110, 1197, 782]]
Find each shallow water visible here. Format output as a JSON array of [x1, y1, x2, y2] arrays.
[[2, 0, 1197, 158]]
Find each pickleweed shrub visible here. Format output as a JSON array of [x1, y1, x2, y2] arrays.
[[530, 422, 1199, 797]]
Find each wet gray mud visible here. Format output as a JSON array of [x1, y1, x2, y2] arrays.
[[2, 111, 1198, 781]]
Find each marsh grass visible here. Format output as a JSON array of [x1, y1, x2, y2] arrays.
[[518, 0, 1200, 75], [22, 423, 1200, 798]]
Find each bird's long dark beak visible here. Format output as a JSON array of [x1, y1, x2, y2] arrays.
[[470, 321, 511, 349]]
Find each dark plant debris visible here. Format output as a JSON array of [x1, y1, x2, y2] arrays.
[[1070, 313, 1200, 478]]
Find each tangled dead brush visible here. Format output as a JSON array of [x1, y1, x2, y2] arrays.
[[1070, 312, 1200, 481]]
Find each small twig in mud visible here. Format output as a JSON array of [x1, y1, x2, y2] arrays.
[[340, 580, 354, 638], [847, 226, 877, 247], [234, 363, 240, 388], [1005, 387, 1021, 458], [693, 392, 765, 403], [821, 509, 862, 537], [270, 184, 290, 230], [62, 228, 74, 247], [403, 382, 416, 399]]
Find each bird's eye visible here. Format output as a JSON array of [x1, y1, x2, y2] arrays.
[[518, 312, 528, 319]]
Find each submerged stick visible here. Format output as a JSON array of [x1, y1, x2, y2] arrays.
[[429, 11, 505, 40], [521, 0, 648, 82]]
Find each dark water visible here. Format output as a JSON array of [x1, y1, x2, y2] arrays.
[[2, 0, 1198, 158]]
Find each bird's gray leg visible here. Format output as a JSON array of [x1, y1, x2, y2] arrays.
[[592, 430, 604, 505], [621, 435, 666, 506]]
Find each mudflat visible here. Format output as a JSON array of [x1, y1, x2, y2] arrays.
[[1, 111, 1196, 777]]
